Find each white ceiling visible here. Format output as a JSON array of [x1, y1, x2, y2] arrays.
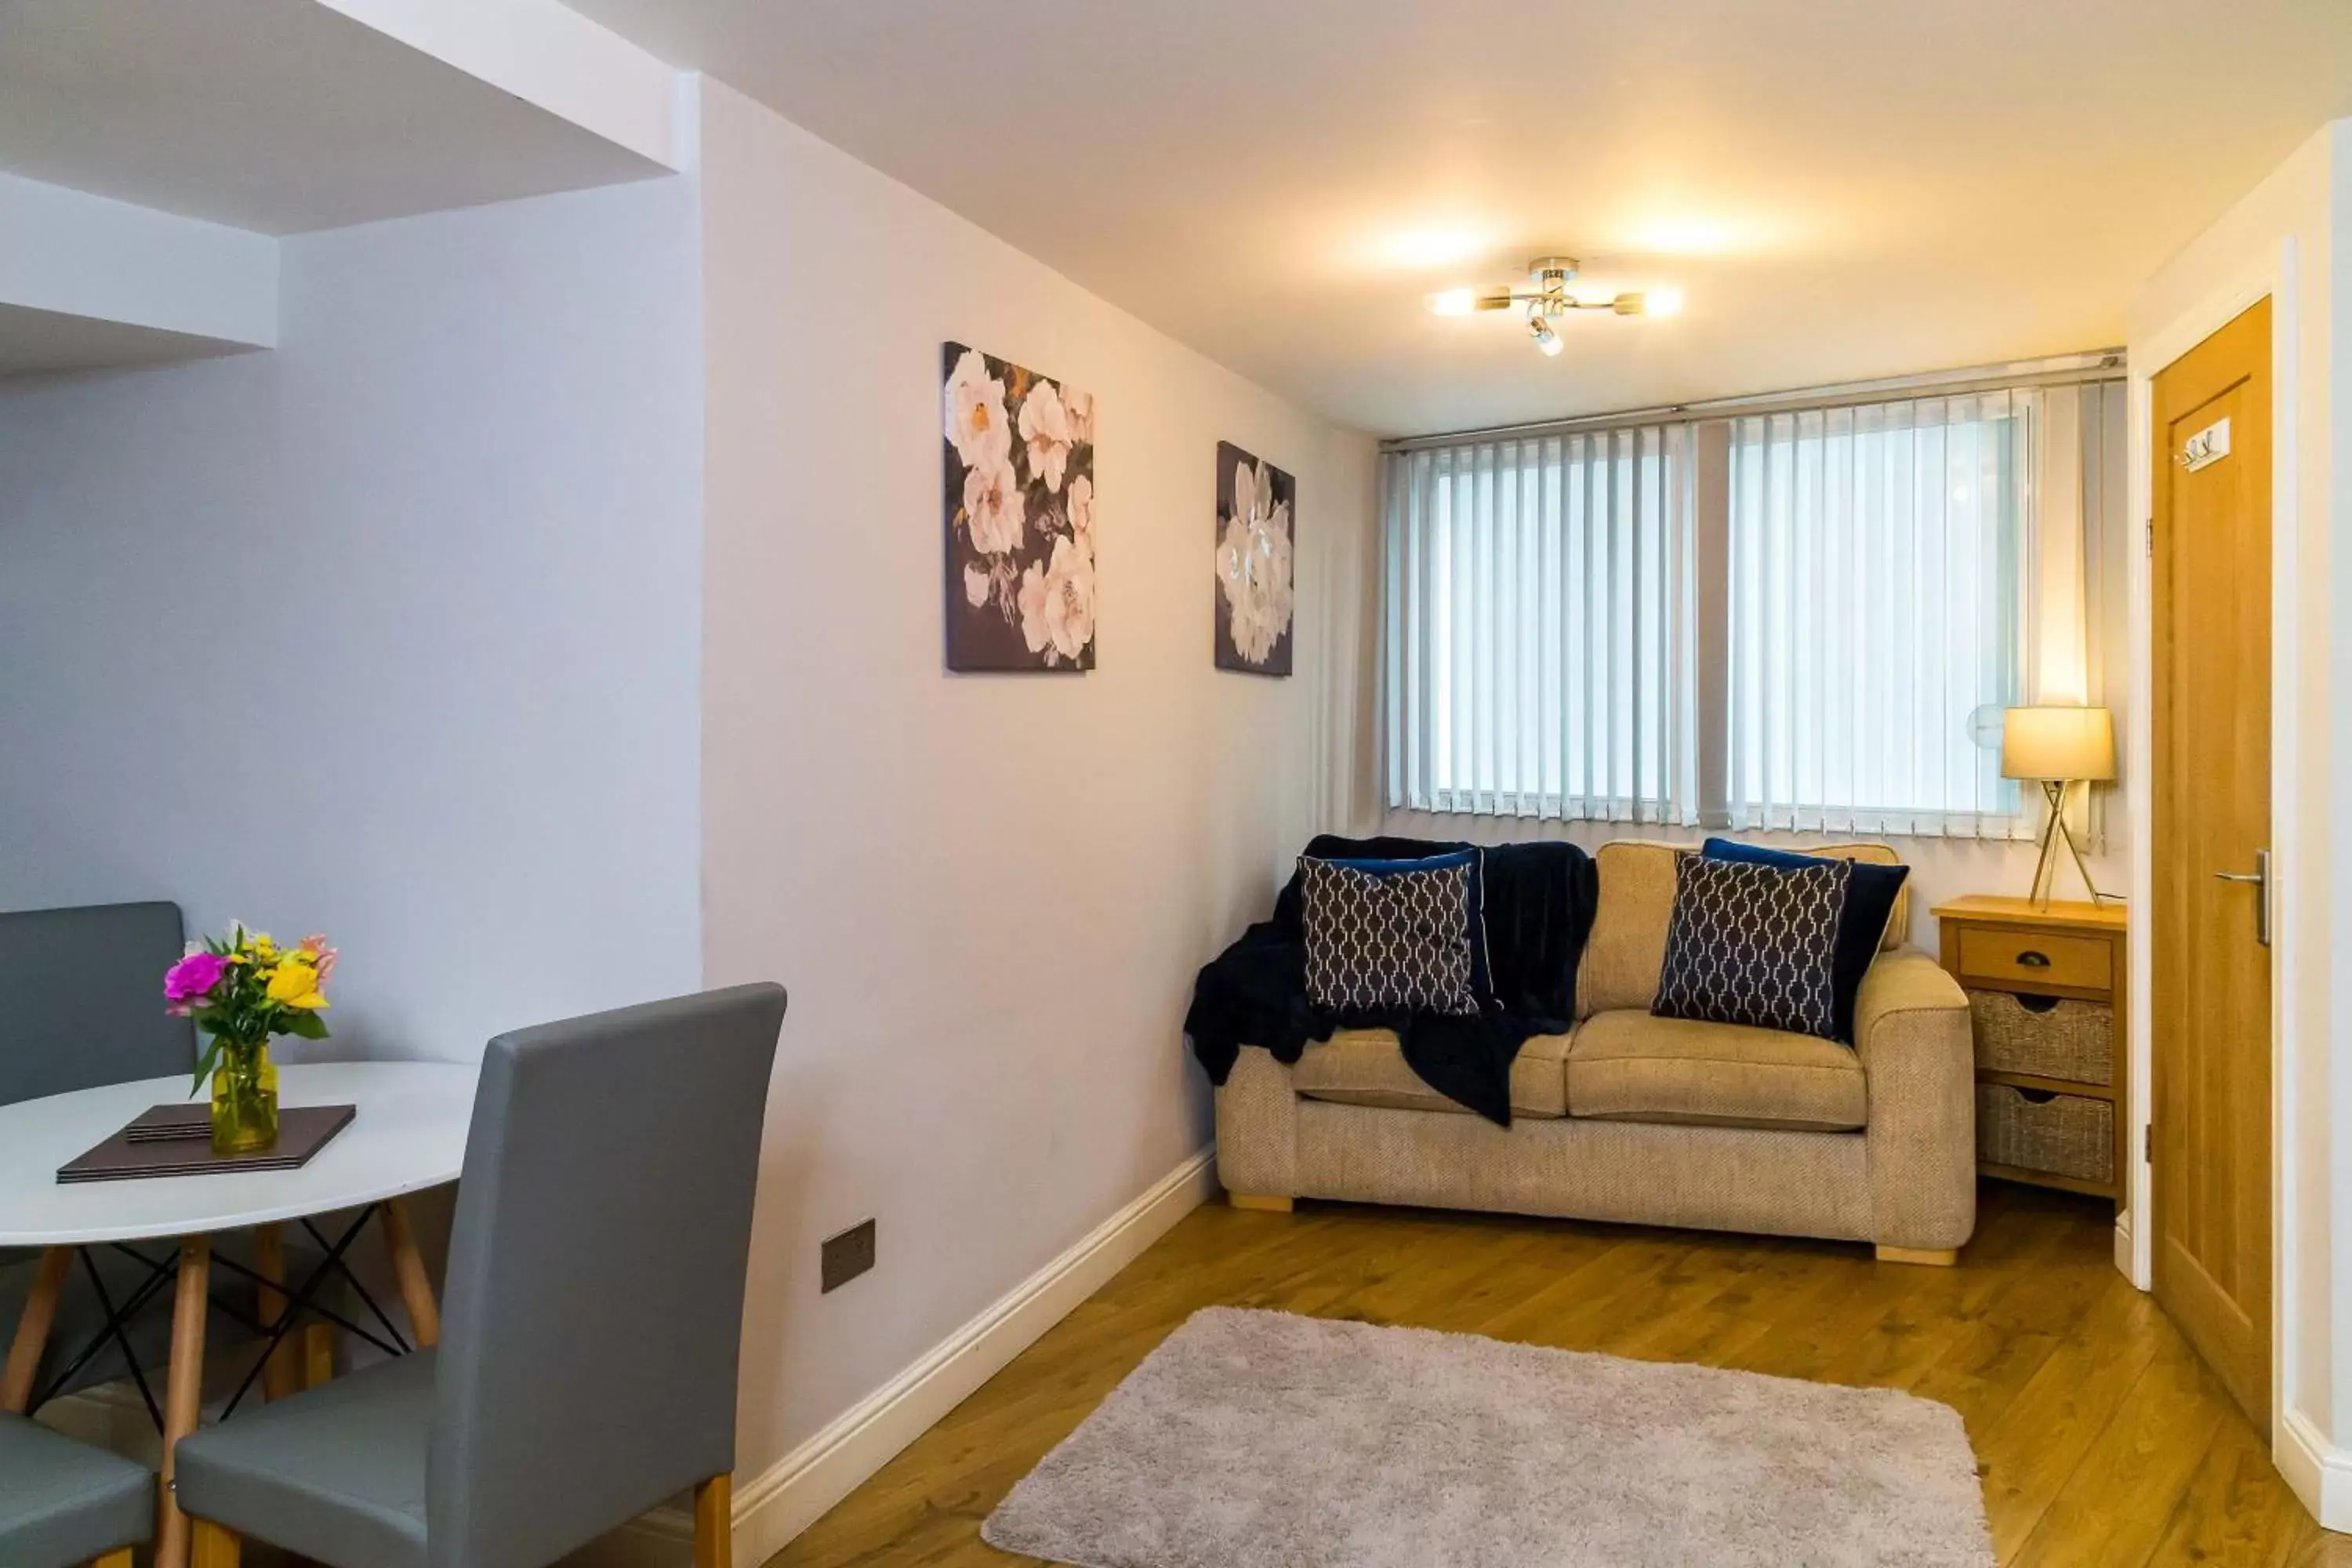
[[0, 0, 666, 235], [567, 0, 2352, 437]]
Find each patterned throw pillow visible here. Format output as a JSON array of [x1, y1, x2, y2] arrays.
[[1301, 851, 1487, 1016], [1652, 853, 1851, 1040], [1701, 839, 1909, 1044]]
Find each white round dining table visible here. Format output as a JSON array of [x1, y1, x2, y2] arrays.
[[0, 1061, 478, 1568]]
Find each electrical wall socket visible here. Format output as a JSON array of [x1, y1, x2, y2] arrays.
[[821, 1218, 876, 1294]]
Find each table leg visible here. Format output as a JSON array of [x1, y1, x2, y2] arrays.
[[252, 1223, 299, 1402], [191, 1519, 241, 1568], [380, 1199, 440, 1349], [156, 1236, 211, 1568], [303, 1323, 336, 1388], [1, 1244, 71, 1414]]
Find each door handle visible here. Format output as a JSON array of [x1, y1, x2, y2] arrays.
[[2213, 848, 2271, 947]]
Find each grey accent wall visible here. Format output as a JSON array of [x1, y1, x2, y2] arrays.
[[0, 175, 706, 1061]]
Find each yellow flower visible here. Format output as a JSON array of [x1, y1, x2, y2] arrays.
[[265, 960, 329, 1011]]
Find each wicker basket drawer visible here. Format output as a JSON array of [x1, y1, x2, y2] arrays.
[[1967, 989, 2113, 1085], [1977, 1083, 2113, 1185]]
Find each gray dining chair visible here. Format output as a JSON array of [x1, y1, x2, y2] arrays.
[[1, 902, 206, 1404], [1, 902, 350, 1423], [0, 1411, 154, 1568], [0, 902, 197, 1109], [173, 982, 789, 1568]]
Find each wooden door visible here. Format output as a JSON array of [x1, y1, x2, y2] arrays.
[[2151, 298, 2273, 1429]]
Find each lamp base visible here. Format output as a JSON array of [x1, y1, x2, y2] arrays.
[[2026, 779, 2110, 909]]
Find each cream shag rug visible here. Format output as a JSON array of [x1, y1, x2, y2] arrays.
[[982, 1307, 1994, 1568]]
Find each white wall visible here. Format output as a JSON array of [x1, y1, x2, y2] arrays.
[[0, 173, 706, 1062], [2125, 118, 2347, 1526], [694, 73, 1377, 1504]]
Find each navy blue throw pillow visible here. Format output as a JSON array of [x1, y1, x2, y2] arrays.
[[1703, 839, 1910, 1045], [1300, 849, 1492, 1016], [1653, 855, 1850, 1040]]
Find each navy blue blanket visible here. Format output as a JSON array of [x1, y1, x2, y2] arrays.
[[1184, 835, 1599, 1125]]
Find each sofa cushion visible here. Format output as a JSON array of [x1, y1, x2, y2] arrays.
[[1653, 854, 1849, 1041], [1566, 1009, 1868, 1131], [1812, 842, 1911, 951], [1300, 852, 1488, 1016], [1577, 840, 1911, 1020], [1293, 1028, 1570, 1120], [1577, 841, 1686, 1018], [1703, 839, 1910, 1044]]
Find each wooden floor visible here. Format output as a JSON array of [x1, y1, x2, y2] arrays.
[[767, 1180, 2349, 1568]]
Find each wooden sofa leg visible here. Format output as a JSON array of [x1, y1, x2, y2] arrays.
[[694, 1475, 731, 1568], [92, 1552, 136, 1568], [1875, 1244, 1958, 1267], [1228, 1192, 1294, 1214], [191, 1520, 241, 1568]]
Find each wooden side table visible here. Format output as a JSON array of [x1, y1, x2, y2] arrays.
[[1932, 895, 2129, 1206]]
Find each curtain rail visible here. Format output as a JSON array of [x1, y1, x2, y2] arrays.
[[1380, 351, 2126, 453]]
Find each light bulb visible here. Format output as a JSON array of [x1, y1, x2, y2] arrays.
[[1425, 288, 1477, 317], [1646, 288, 1684, 318], [1530, 319, 1563, 357]]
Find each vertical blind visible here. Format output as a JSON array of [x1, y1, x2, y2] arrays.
[[1380, 376, 2122, 837], [1726, 392, 2029, 837], [1382, 426, 1695, 821]]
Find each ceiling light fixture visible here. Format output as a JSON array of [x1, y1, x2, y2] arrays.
[[1426, 256, 1686, 356]]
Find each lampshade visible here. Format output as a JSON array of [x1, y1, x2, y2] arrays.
[[2002, 706, 2116, 782]]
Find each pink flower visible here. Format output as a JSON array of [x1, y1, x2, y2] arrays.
[[299, 934, 338, 980], [164, 950, 227, 1004]]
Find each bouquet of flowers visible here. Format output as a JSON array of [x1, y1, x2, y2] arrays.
[[163, 925, 334, 1151]]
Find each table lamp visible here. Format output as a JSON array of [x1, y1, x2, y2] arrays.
[[2002, 705, 2116, 908]]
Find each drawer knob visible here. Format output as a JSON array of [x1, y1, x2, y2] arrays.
[[2015, 949, 2052, 968]]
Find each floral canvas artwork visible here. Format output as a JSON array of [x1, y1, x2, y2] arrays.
[[1214, 441, 1295, 676], [943, 343, 1096, 672]]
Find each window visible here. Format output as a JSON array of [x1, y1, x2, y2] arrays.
[[1381, 374, 2121, 838], [1382, 426, 1693, 822], [1726, 394, 2028, 836]]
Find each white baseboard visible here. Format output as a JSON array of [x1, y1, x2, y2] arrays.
[[2278, 1407, 2352, 1532], [572, 1144, 1220, 1567]]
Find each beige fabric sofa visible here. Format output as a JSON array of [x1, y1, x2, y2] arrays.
[[1214, 840, 1978, 1263]]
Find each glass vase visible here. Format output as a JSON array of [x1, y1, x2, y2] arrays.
[[211, 1039, 280, 1155]]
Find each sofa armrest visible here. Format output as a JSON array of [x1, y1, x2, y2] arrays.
[[1854, 949, 1977, 1250], [1214, 1045, 1300, 1200]]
